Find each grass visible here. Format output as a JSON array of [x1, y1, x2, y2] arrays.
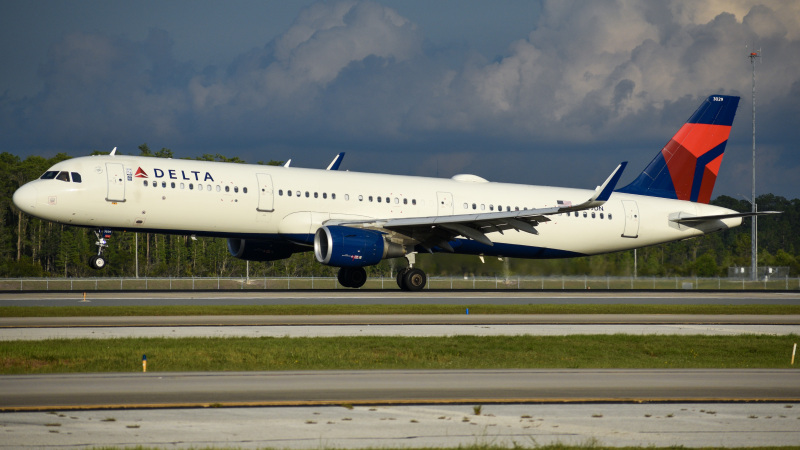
[[2, 303, 800, 317], [2, 334, 797, 374]]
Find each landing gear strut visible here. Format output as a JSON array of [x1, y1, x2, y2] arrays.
[[89, 229, 111, 270], [396, 253, 426, 291], [337, 267, 367, 288]]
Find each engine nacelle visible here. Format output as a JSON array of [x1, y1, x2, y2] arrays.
[[314, 225, 406, 267], [227, 238, 297, 262]]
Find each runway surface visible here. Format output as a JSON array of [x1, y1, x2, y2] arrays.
[[3, 290, 799, 448], [2, 290, 799, 306], [2, 314, 799, 340], [5, 403, 799, 448], [3, 369, 798, 410]]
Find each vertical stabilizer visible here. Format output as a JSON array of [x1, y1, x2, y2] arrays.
[[617, 95, 740, 203]]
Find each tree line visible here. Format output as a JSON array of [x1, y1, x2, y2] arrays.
[[1, 147, 798, 278]]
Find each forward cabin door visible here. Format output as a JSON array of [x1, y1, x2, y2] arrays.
[[256, 173, 274, 212], [437, 192, 453, 216], [621, 200, 639, 238], [105, 163, 126, 202]]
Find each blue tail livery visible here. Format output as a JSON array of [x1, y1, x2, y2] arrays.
[[617, 95, 740, 203]]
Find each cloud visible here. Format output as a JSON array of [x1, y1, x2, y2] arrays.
[[1, 0, 799, 196]]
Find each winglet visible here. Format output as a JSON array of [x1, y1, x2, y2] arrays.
[[326, 152, 345, 170], [557, 162, 627, 213], [592, 162, 627, 202]]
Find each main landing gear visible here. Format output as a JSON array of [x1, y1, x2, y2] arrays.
[[89, 229, 111, 270], [336, 254, 427, 291]]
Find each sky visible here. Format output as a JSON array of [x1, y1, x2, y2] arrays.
[[2, 0, 799, 200]]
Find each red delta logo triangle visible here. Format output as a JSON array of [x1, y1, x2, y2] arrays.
[[134, 167, 148, 178]]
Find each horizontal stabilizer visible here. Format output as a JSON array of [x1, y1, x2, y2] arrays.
[[670, 210, 781, 224]]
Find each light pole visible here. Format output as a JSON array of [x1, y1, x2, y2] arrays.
[[749, 49, 760, 281]]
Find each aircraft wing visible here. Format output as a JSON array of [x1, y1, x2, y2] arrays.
[[324, 163, 627, 252]]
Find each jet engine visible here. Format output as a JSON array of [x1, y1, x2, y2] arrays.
[[314, 225, 406, 267], [227, 238, 297, 262]]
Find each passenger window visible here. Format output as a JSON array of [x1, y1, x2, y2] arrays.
[[180, 183, 185, 189], [235, 186, 239, 193], [243, 187, 247, 194], [216, 185, 221, 192], [377, 197, 381, 203], [314, 192, 318, 198], [56, 171, 70, 182], [288, 190, 292, 197], [412, 199, 416, 205], [583, 212, 587, 218], [279, 189, 283, 196], [472, 203, 477, 210], [358, 195, 363, 201], [71, 172, 82, 183], [190, 184, 194, 190], [207, 184, 212, 191], [463, 203, 468, 209], [395, 198, 399, 204], [404, 199, 408, 205], [332, 193, 336, 200], [198, 184, 203, 191], [608, 214, 613, 220], [296, 190, 300, 197], [162, 181, 167, 188], [170, 182, 175, 188], [323, 193, 327, 199], [225, 186, 230, 192], [591, 212, 595, 218], [385, 197, 390, 203], [369, 196, 373, 202], [144, 180, 149, 187], [600, 213, 604, 219]]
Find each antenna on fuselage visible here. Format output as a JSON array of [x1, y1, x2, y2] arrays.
[[110, 147, 117, 156]]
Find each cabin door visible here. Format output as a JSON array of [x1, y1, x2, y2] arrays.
[[621, 200, 639, 238], [256, 173, 274, 212], [105, 163, 126, 202]]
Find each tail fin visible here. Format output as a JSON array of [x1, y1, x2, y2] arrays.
[[617, 95, 740, 203]]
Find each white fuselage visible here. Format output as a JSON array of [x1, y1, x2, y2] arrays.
[[13, 154, 742, 259]]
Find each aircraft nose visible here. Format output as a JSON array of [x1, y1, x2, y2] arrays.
[[12, 183, 39, 213]]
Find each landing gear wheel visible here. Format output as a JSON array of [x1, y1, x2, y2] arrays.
[[403, 268, 426, 291], [88, 255, 106, 270], [396, 268, 409, 290], [337, 267, 367, 289]]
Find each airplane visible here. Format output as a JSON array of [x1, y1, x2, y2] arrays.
[[12, 94, 777, 290]]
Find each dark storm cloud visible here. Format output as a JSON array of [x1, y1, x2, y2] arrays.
[[0, 0, 798, 197]]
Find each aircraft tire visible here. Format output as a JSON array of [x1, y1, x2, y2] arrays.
[[396, 268, 409, 290], [338, 267, 367, 289], [403, 268, 426, 291], [89, 255, 106, 270]]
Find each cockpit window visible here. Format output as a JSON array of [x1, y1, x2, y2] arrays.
[[55, 171, 70, 182], [40, 171, 58, 180], [71, 172, 82, 183]]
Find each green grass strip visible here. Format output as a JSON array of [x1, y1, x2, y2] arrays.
[[2, 335, 798, 374], [3, 304, 800, 317]]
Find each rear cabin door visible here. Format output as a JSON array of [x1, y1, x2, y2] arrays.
[[256, 173, 274, 212], [621, 200, 639, 238], [437, 192, 453, 216], [105, 163, 126, 202]]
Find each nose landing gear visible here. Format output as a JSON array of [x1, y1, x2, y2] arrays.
[[89, 229, 111, 270]]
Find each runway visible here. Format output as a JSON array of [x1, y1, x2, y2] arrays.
[[3, 369, 798, 410], [2, 314, 799, 340], [1, 290, 799, 306], [2, 291, 799, 448]]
